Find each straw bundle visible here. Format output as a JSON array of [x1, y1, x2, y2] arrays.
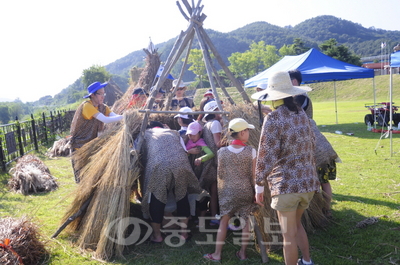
[[60, 109, 142, 260], [46, 137, 71, 158], [104, 78, 124, 106], [0, 216, 48, 265], [221, 102, 262, 149], [8, 154, 58, 195], [112, 49, 173, 114]]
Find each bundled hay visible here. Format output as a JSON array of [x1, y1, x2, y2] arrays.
[[0, 216, 48, 265], [60, 109, 143, 260], [222, 102, 262, 148], [104, 78, 124, 106], [8, 154, 58, 195], [112, 48, 173, 114], [46, 137, 71, 158]]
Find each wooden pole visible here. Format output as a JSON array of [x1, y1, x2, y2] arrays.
[[198, 29, 235, 105], [194, 23, 228, 124], [136, 23, 196, 152], [138, 110, 229, 115], [199, 26, 251, 103], [164, 35, 195, 109]]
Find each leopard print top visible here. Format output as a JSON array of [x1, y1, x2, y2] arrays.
[[217, 146, 257, 222], [256, 105, 320, 197], [140, 128, 202, 218]]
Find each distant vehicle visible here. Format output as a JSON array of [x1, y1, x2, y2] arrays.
[[364, 102, 400, 127]]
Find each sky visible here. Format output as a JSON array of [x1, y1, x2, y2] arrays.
[[1, 0, 399, 103]]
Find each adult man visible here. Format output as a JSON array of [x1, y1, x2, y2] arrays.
[[70, 81, 123, 182], [290, 69, 313, 119], [170, 79, 195, 110]]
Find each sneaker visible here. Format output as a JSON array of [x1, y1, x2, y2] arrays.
[[297, 257, 314, 265]]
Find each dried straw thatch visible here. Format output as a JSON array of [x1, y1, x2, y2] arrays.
[[60, 110, 143, 261], [8, 154, 58, 195], [111, 49, 173, 114], [104, 78, 124, 106], [46, 137, 71, 158], [0, 216, 48, 265]]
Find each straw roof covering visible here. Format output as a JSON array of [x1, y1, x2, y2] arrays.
[[8, 154, 58, 195], [111, 49, 173, 114], [60, 110, 143, 260], [0, 216, 48, 265], [104, 78, 124, 106]]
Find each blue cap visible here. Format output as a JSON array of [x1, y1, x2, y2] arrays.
[[83, 82, 108, 98], [133, 88, 149, 95]]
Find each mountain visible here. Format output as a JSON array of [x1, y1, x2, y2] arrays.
[[48, 15, 400, 106]]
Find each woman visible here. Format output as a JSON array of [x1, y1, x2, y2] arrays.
[[170, 79, 194, 110], [255, 71, 320, 265]]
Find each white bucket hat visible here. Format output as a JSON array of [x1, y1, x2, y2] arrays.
[[172, 79, 185, 88], [251, 71, 311, 101]]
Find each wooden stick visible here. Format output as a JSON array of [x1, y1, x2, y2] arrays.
[[164, 34, 195, 109], [198, 29, 235, 105], [194, 23, 228, 125], [181, 0, 192, 15], [199, 26, 251, 103], [253, 220, 269, 263], [138, 110, 230, 115], [176, 1, 189, 21]]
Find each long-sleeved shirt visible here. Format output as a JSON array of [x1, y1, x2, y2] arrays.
[[255, 105, 320, 197]]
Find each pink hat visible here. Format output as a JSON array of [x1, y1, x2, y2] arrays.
[[186, 121, 202, 135]]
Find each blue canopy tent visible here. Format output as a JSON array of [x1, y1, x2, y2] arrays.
[[245, 48, 375, 123]]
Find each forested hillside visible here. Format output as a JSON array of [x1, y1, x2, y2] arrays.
[[5, 15, 399, 114]]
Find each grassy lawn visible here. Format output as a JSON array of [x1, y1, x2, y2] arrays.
[[1, 75, 400, 264]]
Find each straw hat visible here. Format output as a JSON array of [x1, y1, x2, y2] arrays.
[[251, 71, 311, 101]]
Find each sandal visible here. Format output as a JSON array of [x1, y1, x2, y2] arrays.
[[203, 253, 221, 262], [236, 251, 248, 261]]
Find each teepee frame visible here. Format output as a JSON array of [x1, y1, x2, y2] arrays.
[[136, 0, 251, 151], [135, 1, 267, 262]]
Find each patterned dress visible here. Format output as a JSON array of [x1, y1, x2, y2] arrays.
[[140, 128, 202, 218], [256, 105, 320, 197], [217, 146, 256, 223], [199, 121, 219, 190]]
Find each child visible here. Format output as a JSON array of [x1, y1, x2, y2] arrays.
[[203, 118, 259, 262], [201, 100, 223, 225], [186, 121, 215, 221], [186, 121, 215, 167], [174, 106, 195, 143]]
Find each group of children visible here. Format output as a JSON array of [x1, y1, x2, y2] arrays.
[[173, 100, 261, 262]]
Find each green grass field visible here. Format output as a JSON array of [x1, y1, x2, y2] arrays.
[[1, 75, 400, 264]]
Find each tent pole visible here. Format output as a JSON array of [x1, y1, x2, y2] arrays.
[[390, 67, 393, 157], [373, 78, 376, 129], [334, 81, 338, 124]]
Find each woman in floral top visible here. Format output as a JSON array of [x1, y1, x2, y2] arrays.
[[254, 71, 320, 265]]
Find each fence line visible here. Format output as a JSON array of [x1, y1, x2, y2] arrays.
[[0, 110, 75, 171]]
